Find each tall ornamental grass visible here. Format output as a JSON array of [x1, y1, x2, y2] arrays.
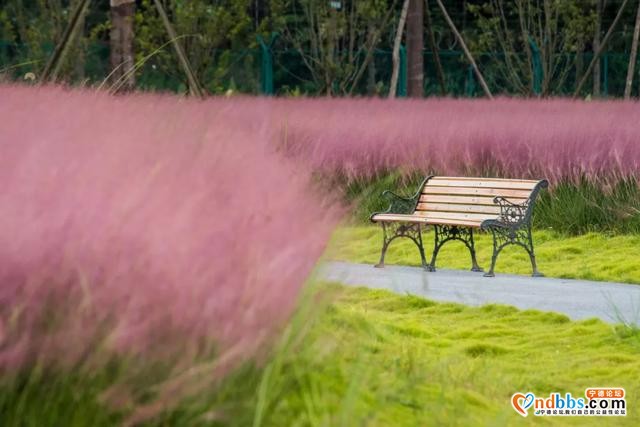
[[273, 97, 640, 183], [2, 90, 640, 370], [0, 86, 338, 405], [1, 86, 639, 418], [270, 97, 640, 232]]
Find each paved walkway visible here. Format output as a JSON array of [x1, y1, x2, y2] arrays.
[[319, 262, 640, 324]]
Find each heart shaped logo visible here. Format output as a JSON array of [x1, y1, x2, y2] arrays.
[[511, 392, 535, 417]]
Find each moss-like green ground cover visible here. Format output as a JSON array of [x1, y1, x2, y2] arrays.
[[255, 284, 640, 426], [6, 284, 638, 426], [326, 226, 640, 284]]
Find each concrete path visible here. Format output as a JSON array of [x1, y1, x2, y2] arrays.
[[319, 262, 640, 324]]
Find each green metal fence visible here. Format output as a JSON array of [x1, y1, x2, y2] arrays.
[[0, 39, 634, 97]]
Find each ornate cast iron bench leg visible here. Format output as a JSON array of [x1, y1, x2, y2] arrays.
[[428, 225, 483, 273], [483, 223, 543, 278], [481, 186, 548, 278], [375, 222, 429, 270]]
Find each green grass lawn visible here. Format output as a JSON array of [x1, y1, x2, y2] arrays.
[[326, 226, 640, 284], [2, 284, 639, 426], [256, 284, 640, 426]]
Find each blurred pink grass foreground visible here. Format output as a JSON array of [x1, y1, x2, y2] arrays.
[[1, 87, 639, 371], [1, 84, 639, 415], [273, 97, 640, 183], [0, 85, 339, 376]]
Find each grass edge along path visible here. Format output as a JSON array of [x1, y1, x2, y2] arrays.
[[325, 226, 640, 285]]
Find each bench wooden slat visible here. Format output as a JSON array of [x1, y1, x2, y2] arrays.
[[371, 213, 428, 223], [425, 218, 482, 228], [422, 186, 533, 199], [427, 179, 537, 191], [431, 176, 539, 181], [430, 176, 539, 184], [419, 194, 528, 205], [371, 214, 483, 228], [414, 211, 499, 222], [416, 202, 501, 215]]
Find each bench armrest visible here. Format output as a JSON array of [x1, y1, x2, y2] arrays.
[[493, 196, 531, 227], [369, 176, 433, 222], [380, 190, 418, 214], [482, 196, 537, 232], [481, 179, 549, 230]]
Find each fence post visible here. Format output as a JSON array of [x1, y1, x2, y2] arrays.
[[465, 64, 476, 96], [398, 44, 407, 97], [257, 33, 277, 95], [603, 52, 609, 97], [529, 37, 542, 95]]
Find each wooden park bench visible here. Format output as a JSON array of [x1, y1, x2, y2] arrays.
[[370, 176, 549, 277]]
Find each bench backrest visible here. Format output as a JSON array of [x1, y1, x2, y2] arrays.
[[413, 177, 546, 226]]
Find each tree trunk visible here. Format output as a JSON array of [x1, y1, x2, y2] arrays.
[[575, 49, 584, 90], [110, 0, 136, 92], [406, 0, 424, 97], [367, 59, 377, 95], [367, 19, 378, 96], [389, 0, 410, 98], [72, 0, 86, 82], [624, 1, 640, 99], [593, 0, 603, 97]]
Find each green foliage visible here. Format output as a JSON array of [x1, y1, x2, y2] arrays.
[[535, 178, 640, 234], [1, 0, 639, 95], [468, 0, 598, 95], [271, 0, 397, 95], [0, 367, 122, 426], [0, 9, 15, 43], [0, 0, 107, 81], [134, 0, 259, 93]]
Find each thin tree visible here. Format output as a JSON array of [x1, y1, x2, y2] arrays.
[[389, 0, 410, 98], [435, 0, 492, 98], [625, 0, 640, 99], [152, 0, 204, 97], [593, 0, 605, 97], [72, 0, 87, 81], [40, 0, 90, 83], [574, 0, 630, 98], [110, 0, 136, 91], [406, 0, 424, 97], [277, 0, 398, 96]]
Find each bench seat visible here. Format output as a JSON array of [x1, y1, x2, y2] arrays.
[[370, 176, 548, 277], [370, 213, 482, 228]]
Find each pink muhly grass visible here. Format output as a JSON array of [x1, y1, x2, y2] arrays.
[[1, 88, 637, 373], [0, 85, 339, 375], [271, 97, 640, 184], [2, 85, 637, 415]]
